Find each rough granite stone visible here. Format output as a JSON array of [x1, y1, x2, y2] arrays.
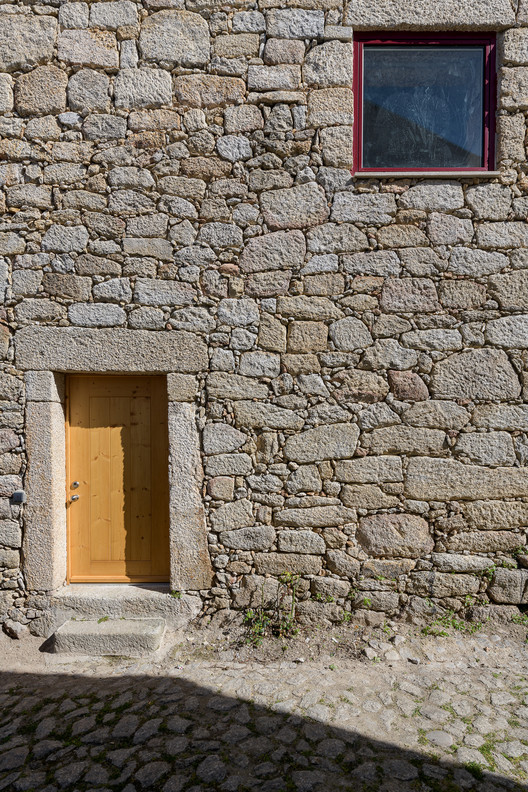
[[283, 423, 359, 463], [15, 67, 67, 117], [345, 0, 514, 29], [58, 29, 119, 69], [406, 457, 528, 500], [0, 16, 57, 73], [431, 349, 521, 400], [16, 328, 207, 373], [139, 11, 210, 69], [357, 514, 433, 559], [114, 69, 172, 110], [261, 183, 329, 230]]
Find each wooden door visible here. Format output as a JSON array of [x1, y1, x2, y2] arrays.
[[67, 375, 170, 582]]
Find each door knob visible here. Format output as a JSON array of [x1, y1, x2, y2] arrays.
[[72, 481, 79, 489], [70, 495, 79, 502]]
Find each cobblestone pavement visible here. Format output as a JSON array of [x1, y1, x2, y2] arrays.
[[1, 628, 528, 792]]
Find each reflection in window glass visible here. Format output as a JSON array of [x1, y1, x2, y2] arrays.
[[362, 47, 485, 169]]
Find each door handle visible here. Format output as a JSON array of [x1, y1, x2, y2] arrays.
[[70, 495, 79, 502]]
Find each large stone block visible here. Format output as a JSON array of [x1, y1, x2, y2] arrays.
[[266, 9, 324, 39], [247, 65, 301, 91], [332, 192, 396, 224], [168, 402, 213, 590], [488, 569, 528, 604], [90, 1, 138, 29], [341, 484, 399, 509], [489, 270, 528, 310], [335, 456, 403, 483], [345, 0, 514, 29], [407, 572, 480, 598], [240, 230, 306, 273], [205, 453, 253, 477], [15, 67, 67, 117], [139, 11, 210, 68], [220, 526, 275, 551], [307, 88, 354, 127], [446, 531, 525, 553], [207, 373, 267, 400], [380, 278, 439, 313], [254, 553, 322, 576], [260, 183, 329, 231], [0, 16, 57, 73], [307, 223, 369, 254], [42, 225, 89, 253], [233, 402, 304, 430], [454, 432, 516, 467], [68, 304, 126, 327], [203, 423, 246, 455], [15, 327, 208, 373], [210, 498, 253, 531], [486, 315, 528, 348], [357, 513, 433, 558], [399, 182, 464, 211], [277, 531, 326, 555], [283, 423, 359, 463], [173, 75, 244, 107], [365, 426, 446, 456], [114, 69, 172, 110], [328, 317, 373, 351], [67, 69, 110, 114], [403, 400, 470, 430], [463, 500, 528, 531], [501, 28, 528, 65], [431, 349, 521, 400], [405, 457, 528, 500], [332, 370, 389, 404], [497, 114, 526, 161], [134, 279, 195, 306], [500, 67, 528, 110], [24, 401, 66, 590], [0, 74, 13, 113], [58, 29, 119, 69], [432, 553, 495, 574], [466, 183, 512, 220], [476, 222, 528, 248], [472, 404, 528, 430], [83, 114, 127, 140], [277, 296, 342, 321], [303, 42, 353, 87], [447, 248, 508, 276], [275, 506, 356, 528]]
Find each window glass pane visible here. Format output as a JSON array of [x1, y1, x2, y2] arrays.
[[362, 46, 485, 169]]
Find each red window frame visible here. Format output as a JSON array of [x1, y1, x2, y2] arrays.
[[352, 32, 496, 174]]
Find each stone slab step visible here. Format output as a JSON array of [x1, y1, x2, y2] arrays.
[[51, 617, 165, 656]]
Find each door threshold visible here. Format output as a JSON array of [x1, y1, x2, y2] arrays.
[[55, 583, 171, 599]]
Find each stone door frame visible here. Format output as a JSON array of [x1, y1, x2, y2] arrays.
[[16, 327, 213, 594]]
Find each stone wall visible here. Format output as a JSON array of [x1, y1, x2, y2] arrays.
[[1, 0, 528, 632]]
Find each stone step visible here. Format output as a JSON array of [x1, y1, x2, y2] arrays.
[[51, 617, 165, 656], [29, 584, 202, 638]]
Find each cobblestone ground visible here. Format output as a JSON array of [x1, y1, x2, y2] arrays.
[[1, 628, 528, 792]]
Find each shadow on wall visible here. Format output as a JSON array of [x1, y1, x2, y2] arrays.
[[0, 669, 520, 791]]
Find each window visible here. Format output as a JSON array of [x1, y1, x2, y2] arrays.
[[353, 33, 496, 174]]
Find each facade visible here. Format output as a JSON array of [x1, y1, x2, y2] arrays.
[[1, 0, 528, 637]]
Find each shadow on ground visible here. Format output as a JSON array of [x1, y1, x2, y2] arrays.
[[0, 669, 523, 792]]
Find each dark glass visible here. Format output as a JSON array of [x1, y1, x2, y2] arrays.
[[362, 46, 485, 169]]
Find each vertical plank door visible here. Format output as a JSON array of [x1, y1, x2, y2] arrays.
[[67, 375, 170, 582]]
